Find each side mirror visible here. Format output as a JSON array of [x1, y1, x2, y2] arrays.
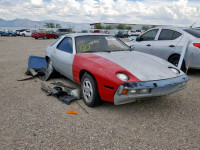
[[136, 36, 141, 41]]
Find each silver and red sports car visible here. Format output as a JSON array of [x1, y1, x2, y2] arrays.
[[45, 33, 188, 107]]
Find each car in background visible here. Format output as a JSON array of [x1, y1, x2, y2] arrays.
[[20, 30, 36, 37], [31, 30, 59, 39], [130, 30, 143, 36], [93, 30, 107, 34], [117, 30, 131, 38], [0, 30, 16, 36], [16, 29, 28, 36], [126, 27, 200, 71], [116, 31, 128, 38], [45, 33, 188, 107], [123, 30, 131, 37], [56, 28, 72, 36], [81, 30, 89, 33], [107, 30, 118, 36]]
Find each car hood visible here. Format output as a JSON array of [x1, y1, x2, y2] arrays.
[[94, 51, 185, 81]]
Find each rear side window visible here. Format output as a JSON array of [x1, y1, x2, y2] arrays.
[[140, 29, 159, 41], [184, 29, 200, 38], [57, 37, 73, 53], [158, 29, 182, 40], [172, 31, 182, 40]]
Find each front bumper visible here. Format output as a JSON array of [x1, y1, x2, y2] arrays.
[[114, 74, 189, 105]]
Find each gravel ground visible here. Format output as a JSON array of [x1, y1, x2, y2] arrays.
[[0, 36, 200, 150]]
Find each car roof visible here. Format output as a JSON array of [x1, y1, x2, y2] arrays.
[[64, 33, 109, 38], [153, 26, 192, 31]]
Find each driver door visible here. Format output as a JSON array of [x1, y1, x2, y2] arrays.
[[52, 37, 75, 81]]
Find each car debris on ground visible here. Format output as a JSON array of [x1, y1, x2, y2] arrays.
[[41, 82, 80, 105], [18, 55, 81, 105]]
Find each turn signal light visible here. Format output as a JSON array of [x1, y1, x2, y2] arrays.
[[193, 43, 200, 49], [120, 88, 151, 95], [121, 89, 128, 95]]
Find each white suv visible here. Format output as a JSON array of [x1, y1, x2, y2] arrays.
[[20, 30, 34, 37]]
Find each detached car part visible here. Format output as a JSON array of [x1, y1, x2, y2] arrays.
[[41, 82, 80, 105]]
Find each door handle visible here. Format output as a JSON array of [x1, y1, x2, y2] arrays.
[[169, 45, 175, 47], [146, 44, 151, 47]]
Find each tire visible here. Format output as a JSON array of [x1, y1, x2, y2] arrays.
[[55, 35, 58, 39], [168, 55, 186, 72], [81, 73, 101, 107], [35, 38, 38, 39], [43, 35, 47, 39], [22, 34, 25, 37], [9, 33, 12, 37]]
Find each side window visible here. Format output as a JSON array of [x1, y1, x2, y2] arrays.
[[140, 29, 159, 41], [158, 29, 182, 40], [172, 31, 182, 40], [57, 37, 73, 53]]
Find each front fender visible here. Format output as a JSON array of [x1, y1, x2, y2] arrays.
[[72, 54, 140, 102]]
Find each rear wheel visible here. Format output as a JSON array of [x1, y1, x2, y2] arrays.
[[9, 33, 12, 37], [81, 73, 101, 107], [168, 55, 186, 72]]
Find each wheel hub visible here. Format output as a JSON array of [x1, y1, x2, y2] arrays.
[[82, 78, 93, 103]]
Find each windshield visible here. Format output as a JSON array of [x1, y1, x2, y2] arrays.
[[184, 28, 200, 38], [75, 35, 130, 53]]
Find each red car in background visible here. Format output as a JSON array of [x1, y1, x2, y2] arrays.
[[31, 30, 59, 39]]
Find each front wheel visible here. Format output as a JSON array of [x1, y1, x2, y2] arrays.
[[81, 73, 101, 107], [168, 55, 186, 72]]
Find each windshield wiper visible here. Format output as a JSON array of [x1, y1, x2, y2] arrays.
[[102, 51, 111, 53], [82, 51, 94, 53]]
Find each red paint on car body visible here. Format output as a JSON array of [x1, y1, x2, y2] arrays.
[[72, 54, 140, 103], [31, 32, 58, 39]]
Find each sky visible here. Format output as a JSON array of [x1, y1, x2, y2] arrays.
[[0, 0, 200, 26]]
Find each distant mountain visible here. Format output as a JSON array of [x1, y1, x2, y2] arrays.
[[0, 18, 90, 31]]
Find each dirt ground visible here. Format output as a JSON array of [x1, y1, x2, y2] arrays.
[[0, 36, 200, 150]]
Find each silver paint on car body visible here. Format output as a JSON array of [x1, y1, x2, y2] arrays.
[[94, 51, 185, 81], [45, 35, 75, 81], [126, 27, 200, 69]]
